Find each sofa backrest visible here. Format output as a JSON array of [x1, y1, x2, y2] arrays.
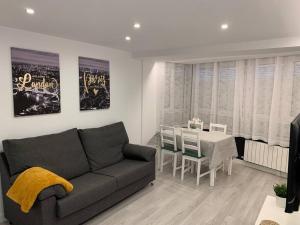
[[78, 122, 129, 171], [3, 129, 90, 180]]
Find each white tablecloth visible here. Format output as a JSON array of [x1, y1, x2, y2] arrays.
[[174, 129, 238, 169]]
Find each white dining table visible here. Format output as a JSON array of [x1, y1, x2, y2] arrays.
[[173, 128, 238, 186]]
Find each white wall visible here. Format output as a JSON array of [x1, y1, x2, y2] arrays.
[[0, 26, 143, 221], [0, 26, 142, 144], [141, 60, 165, 145]]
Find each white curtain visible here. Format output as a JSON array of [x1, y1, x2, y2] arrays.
[[160, 55, 300, 147], [160, 63, 193, 126], [232, 59, 256, 138], [192, 61, 236, 131], [191, 63, 214, 128], [190, 56, 300, 147], [267, 56, 300, 146]]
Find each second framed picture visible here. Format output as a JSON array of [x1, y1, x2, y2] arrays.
[[79, 57, 110, 110]]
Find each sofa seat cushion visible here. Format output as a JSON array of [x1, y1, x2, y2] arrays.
[[78, 122, 129, 171], [3, 129, 90, 179], [93, 159, 153, 189], [57, 173, 117, 218]]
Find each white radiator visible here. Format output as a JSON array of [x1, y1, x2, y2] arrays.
[[244, 140, 289, 173]]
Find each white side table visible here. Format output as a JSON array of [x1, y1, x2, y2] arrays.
[[255, 195, 300, 225]]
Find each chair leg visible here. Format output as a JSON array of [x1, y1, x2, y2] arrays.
[[160, 151, 164, 172], [210, 168, 215, 187], [228, 157, 233, 176], [173, 153, 177, 177], [196, 161, 201, 186], [181, 157, 185, 181], [191, 162, 196, 174], [222, 161, 225, 172]]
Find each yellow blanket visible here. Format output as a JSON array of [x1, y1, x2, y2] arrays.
[[7, 167, 73, 213]]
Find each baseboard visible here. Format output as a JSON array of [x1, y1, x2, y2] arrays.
[[239, 160, 287, 178]]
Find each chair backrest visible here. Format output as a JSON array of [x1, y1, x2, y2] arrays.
[[181, 129, 201, 157], [209, 123, 227, 134], [160, 125, 177, 151], [188, 120, 204, 131]]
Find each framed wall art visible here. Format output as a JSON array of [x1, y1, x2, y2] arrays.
[[79, 56, 110, 110], [11, 47, 61, 117]]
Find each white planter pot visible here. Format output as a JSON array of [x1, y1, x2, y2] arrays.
[[275, 196, 286, 208]]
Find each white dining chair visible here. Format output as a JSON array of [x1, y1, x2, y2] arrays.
[[188, 120, 204, 131], [209, 123, 227, 134], [160, 125, 182, 177], [180, 129, 210, 185]]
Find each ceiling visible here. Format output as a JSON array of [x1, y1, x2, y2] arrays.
[[0, 0, 300, 57]]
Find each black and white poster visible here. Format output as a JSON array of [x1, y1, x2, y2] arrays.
[[11, 47, 61, 117], [79, 56, 110, 110]]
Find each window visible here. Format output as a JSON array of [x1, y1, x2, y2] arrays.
[[216, 61, 236, 132], [252, 57, 275, 140], [162, 63, 192, 125], [192, 63, 214, 127]]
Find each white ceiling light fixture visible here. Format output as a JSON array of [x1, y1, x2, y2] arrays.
[[125, 36, 131, 41], [221, 23, 229, 30], [133, 23, 141, 29], [25, 8, 35, 15]]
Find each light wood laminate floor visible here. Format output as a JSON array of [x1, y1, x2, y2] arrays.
[[1, 160, 285, 225]]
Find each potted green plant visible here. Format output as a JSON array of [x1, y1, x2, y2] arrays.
[[273, 183, 287, 208]]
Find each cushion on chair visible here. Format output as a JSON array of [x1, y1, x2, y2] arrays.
[[57, 173, 117, 218], [3, 129, 90, 179], [93, 159, 153, 189], [183, 149, 205, 158], [162, 143, 180, 152], [78, 122, 129, 171]]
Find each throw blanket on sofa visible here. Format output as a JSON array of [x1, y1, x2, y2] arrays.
[[6, 167, 73, 213]]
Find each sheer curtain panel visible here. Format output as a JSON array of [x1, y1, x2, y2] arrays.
[[160, 63, 193, 126], [159, 55, 300, 147]]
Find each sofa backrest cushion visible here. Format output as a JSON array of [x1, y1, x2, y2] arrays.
[[78, 122, 129, 171], [3, 129, 90, 179]]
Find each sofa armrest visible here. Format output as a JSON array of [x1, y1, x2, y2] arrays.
[[123, 144, 156, 162], [0, 153, 12, 194], [38, 184, 67, 201], [8, 171, 68, 201]]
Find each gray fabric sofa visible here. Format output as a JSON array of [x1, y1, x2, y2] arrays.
[[0, 122, 156, 225]]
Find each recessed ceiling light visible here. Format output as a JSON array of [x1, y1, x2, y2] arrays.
[[125, 36, 131, 41], [221, 23, 228, 30], [26, 8, 35, 15], [133, 23, 141, 29]]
